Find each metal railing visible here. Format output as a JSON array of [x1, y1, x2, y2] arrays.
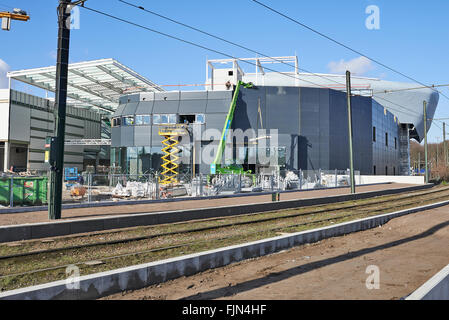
[[0, 169, 361, 207]]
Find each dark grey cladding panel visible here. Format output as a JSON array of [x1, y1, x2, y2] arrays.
[[153, 91, 180, 113], [266, 86, 300, 134], [328, 90, 373, 174], [205, 113, 227, 133], [135, 92, 155, 115], [120, 126, 134, 146], [114, 102, 126, 117], [124, 94, 140, 103], [111, 127, 121, 147], [134, 126, 152, 146], [207, 90, 233, 100], [122, 102, 140, 116], [179, 91, 208, 114], [135, 101, 154, 115], [181, 91, 209, 100], [233, 86, 266, 132], [151, 126, 162, 147], [118, 95, 128, 105], [205, 90, 233, 113]]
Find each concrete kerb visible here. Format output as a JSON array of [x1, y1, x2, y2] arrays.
[[0, 182, 394, 214], [406, 264, 449, 300], [0, 184, 433, 243], [1, 198, 448, 300]]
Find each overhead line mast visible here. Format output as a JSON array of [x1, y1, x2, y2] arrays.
[[0, 8, 29, 31]]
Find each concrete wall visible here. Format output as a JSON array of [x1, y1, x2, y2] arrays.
[[360, 175, 425, 185], [406, 264, 449, 300], [0, 89, 10, 141]]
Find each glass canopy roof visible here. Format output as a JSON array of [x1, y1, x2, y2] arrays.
[[7, 58, 164, 114]]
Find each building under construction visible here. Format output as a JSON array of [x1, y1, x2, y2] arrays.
[[109, 56, 439, 178], [1, 56, 439, 179]]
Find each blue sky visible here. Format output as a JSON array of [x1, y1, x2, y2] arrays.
[[0, 0, 448, 142]]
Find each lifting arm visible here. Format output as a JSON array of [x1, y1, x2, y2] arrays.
[[212, 81, 254, 167]]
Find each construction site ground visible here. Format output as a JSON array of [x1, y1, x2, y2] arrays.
[[103, 203, 449, 300], [0, 183, 415, 226]]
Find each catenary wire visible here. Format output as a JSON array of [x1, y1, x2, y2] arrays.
[[79, 4, 343, 92], [77, 4, 435, 124], [116, 0, 442, 120], [249, 0, 449, 102]]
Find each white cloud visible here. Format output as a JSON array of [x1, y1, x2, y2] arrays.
[[0, 58, 10, 89], [327, 56, 374, 76]]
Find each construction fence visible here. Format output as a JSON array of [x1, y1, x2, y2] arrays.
[[1, 169, 361, 207]]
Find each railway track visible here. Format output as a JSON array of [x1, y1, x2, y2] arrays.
[[1, 185, 449, 291]]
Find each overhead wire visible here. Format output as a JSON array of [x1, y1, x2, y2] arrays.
[[115, 0, 430, 119], [117, 0, 351, 89], [78, 3, 438, 124], [249, 0, 449, 102], [78, 4, 342, 92]]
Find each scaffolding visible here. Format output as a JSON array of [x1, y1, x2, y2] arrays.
[[158, 124, 188, 185]]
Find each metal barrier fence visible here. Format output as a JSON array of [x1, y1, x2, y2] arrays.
[[0, 169, 361, 207]]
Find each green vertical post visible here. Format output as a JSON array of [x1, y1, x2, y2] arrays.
[[49, 0, 71, 220], [423, 101, 429, 183], [346, 71, 355, 194], [418, 152, 421, 174], [443, 122, 447, 166]]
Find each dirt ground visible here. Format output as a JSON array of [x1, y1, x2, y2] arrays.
[[0, 183, 415, 226], [103, 203, 449, 300]]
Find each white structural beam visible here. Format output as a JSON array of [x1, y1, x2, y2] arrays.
[[65, 139, 111, 146]]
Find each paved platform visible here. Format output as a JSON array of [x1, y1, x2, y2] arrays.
[[104, 201, 449, 300], [0, 183, 418, 227]]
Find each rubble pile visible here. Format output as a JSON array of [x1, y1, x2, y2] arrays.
[[111, 181, 154, 198]]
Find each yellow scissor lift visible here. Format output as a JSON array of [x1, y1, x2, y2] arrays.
[[158, 124, 188, 186]]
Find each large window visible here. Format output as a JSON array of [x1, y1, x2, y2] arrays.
[[135, 115, 151, 125], [153, 114, 177, 124]]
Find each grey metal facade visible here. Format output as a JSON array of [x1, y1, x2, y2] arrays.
[[111, 86, 403, 175]]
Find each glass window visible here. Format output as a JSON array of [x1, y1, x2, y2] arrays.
[[122, 116, 134, 126], [135, 115, 151, 125], [196, 114, 205, 124], [168, 114, 177, 124], [160, 114, 168, 124], [153, 114, 176, 124]]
